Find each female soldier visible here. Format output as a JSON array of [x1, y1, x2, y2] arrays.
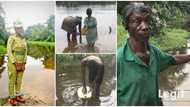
[[84, 8, 98, 48], [7, 20, 27, 105]]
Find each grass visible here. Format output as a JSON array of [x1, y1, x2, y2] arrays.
[[150, 28, 189, 51], [117, 14, 129, 47], [0, 45, 6, 55], [0, 98, 8, 105], [117, 25, 129, 48], [27, 41, 55, 47]]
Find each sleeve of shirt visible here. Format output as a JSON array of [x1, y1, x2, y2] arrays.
[[87, 18, 97, 28], [7, 36, 16, 64], [24, 40, 27, 63], [154, 47, 174, 72]]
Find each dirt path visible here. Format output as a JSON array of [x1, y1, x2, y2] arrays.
[[1, 94, 47, 106]]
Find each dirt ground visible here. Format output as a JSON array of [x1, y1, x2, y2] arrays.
[[1, 94, 48, 106]]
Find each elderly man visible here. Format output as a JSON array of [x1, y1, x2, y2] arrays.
[[117, 3, 190, 106], [7, 20, 27, 105]]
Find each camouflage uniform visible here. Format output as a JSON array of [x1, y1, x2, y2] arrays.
[[7, 34, 27, 98]]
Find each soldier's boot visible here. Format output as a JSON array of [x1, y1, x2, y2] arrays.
[[15, 96, 25, 103], [8, 98, 17, 106]]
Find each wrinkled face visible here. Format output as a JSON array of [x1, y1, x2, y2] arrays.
[[15, 27, 24, 36], [126, 12, 151, 43]]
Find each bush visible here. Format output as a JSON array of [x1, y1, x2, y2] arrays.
[[150, 28, 189, 51], [0, 45, 6, 55]]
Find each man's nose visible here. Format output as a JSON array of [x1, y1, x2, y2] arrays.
[[140, 22, 149, 32]]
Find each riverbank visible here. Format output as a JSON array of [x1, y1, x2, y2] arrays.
[[117, 14, 190, 51], [0, 55, 55, 106], [56, 54, 116, 106], [150, 28, 189, 51]]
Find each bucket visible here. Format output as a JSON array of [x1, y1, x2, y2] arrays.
[[77, 86, 92, 99]]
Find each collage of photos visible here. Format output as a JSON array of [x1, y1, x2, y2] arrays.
[[55, 1, 116, 53], [0, 0, 190, 106]]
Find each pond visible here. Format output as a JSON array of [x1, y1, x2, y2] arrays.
[[56, 54, 116, 106], [160, 39, 190, 106], [56, 2, 116, 53], [0, 43, 55, 106]]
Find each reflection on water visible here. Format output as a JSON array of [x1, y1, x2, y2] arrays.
[[63, 42, 100, 53], [160, 40, 190, 106], [0, 44, 55, 105], [56, 2, 116, 53], [56, 54, 116, 106], [27, 43, 55, 69], [0, 56, 5, 78]]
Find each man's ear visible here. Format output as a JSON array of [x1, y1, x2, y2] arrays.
[[122, 21, 128, 30]]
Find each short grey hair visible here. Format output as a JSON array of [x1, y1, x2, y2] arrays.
[[123, 3, 152, 24]]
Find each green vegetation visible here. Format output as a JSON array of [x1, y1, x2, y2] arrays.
[[0, 41, 54, 56], [0, 45, 6, 55], [24, 15, 55, 42], [0, 98, 7, 106], [56, 54, 115, 81], [27, 41, 55, 69], [0, 4, 54, 56], [56, 54, 115, 67], [117, 14, 128, 47], [27, 41, 54, 47], [27, 41, 54, 60], [117, 1, 190, 51], [0, 4, 8, 48], [150, 28, 189, 51]]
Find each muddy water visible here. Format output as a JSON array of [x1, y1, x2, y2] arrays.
[[56, 3, 116, 53], [0, 45, 55, 106], [56, 54, 116, 106], [160, 39, 190, 106]]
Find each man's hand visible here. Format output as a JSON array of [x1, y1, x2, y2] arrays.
[[173, 54, 190, 65]]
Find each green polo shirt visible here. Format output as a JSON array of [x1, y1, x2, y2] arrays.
[[117, 40, 174, 106]]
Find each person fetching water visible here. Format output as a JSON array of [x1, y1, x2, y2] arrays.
[[61, 16, 82, 46], [83, 8, 98, 48], [78, 55, 104, 105]]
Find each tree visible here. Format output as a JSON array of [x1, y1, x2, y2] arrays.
[[0, 3, 8, 45], [45, 15, 55, 42], [117, 1, 190, 36], [24, 15, 55, 42]]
